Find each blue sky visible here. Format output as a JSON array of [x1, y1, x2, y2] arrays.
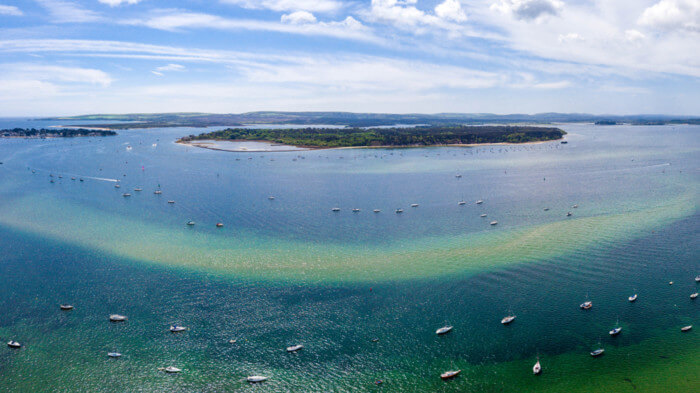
[[0, 0, 698, 116]]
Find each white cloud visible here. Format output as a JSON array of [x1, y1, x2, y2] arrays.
[[125, 10, 378, 43], [557, 33, 583, 43], [0, 5, 23, 16], [491, 0, 563, 21], [435, 0, 467, 22], [638, 0, 699, 33], [624, 29, 645, 42], [281, 11, 317, 24], [221, 0, 342, 13], [155, 63, 185, 72], [98, 0, 142, 6], [0, 63, 112, 86], [36, 0, 101, 23]]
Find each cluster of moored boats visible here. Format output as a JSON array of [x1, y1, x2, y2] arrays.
[[436, 276, 698, 380]]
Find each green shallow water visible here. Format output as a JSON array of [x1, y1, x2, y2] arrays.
[[0, 121, 698, 392]]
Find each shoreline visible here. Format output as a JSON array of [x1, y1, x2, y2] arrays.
[[177, 137, 564, 153]]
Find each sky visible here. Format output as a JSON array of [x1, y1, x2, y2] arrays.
[[0, 0, 698, 116]]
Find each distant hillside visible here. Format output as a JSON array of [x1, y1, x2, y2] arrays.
[[44, 111, 700, 129]]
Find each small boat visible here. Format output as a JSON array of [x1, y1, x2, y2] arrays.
[[161, 366, 181, 373], [566, 212, 572, 216], [561, 141, 568, 144], [107, 352, 122, 358], [7, 341, 21, 349], [695, 275, 700, 282], [114, 184, 120, 188], [167, 200, 175, 204], [458, 201, 466, 205], [228, 339, 237, 344], [533, 358, 541, 375], [572, 204, 578, 208], [609, 327, 622, 336], [186, 221, 195, 226], [154, 190, 162, 194], [170, 325, 187, 333], [352, 208, 360, 213], [436, 326, 453, 335], [411, 204, 419, 207], [373, 209, 380, 213], [122, 193, 131, 197], [247, 376, 267, 383], [71, 177, 76, 180], [216, 223, 224, 227], [628, 294, 638, 302], [331, 207, 340, 212], [543, 207, 549, 211], [286, 344, 303, 352], [60, 304, 74, 310], [79, 178, 84, 182], [476, 200, 483, 204], [455, 174, 462, 178], [669, 281, 674, 285], [480, 214, 487, 217], [50, 179, 55, 183], [691, 292, 698, 299], [490, 220, 498, 225], [268, 196, 275, 200], [440, 370, 461, 380], [371, 338, 379, 342], [395, 209, 403, 213], [501, 315, 516, 325], [580, 301, 592, 310], [590, 348, 605, 357], [109, 314, 127, 322], [134, 188, 142, 192], [681, 325, 692, 332]]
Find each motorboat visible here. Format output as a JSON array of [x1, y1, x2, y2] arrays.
[[476, 200, 483, 204], [122, 193, 131, 197], [490, 221, 498, 225], [114, 184, 120, 188], [501, 315, 516, 325], [168, 200, 175, 204], [681, 325, 692, 332], [170, 325, 187, 333], [566, 212, 572, 216], [572, 204, 578, 208], [691, 292, 698, 299], [455, 174, 462, 178], [669, 281, 674, 285], [247, 376, 267, 383], [373, 209, 381, 213], [109, 314, 127, 322], [695, 275, 700, 282], [268, 196, 275, 200], [60, 304, 74, 310], [411, 204, 419, 207], [216, 223, 224, 227], [590, 348, 604, 357], [134, 188, 142, 192], [533, 358, 541, 375], [352, 208, 360, 213], [186, 221, 195, 226], [154, 190, 162, 194], [7, 341, 21, 348], [395, 209, 403, 213], [436, 326, 453, 335], [440, 370, 461, 380], [628, 294, 638, 302], [480, 214, 487, 217], [331, 207, 340, 212], [580, 301, 592, 310], [543, 207, 549, 211], [286, 344, 303, 352], [161, 366, 181, 373], [458, 201, 466, 205], [609, 327, 622, 336], [107, 352, 122, 358]]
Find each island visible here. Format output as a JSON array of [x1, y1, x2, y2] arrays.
[[178, 125, 566, 150], [1, 128, 117, 138]]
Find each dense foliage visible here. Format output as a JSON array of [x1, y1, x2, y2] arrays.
[[182, 125, 565, 147], [0, 128, 116, 137]]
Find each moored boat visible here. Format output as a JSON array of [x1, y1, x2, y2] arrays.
[[490, 221, 498, 225], [286, 344, 303, 352], [681, 325, 692, 332], [590, 348, 604, 357], [7, 341, 21, 348], [247, 375, 267, 383], [411, 204, 419, 207], [440, 370, 461, 380], [609, 327, 622, 336], [580, 301, 592, 310], [476, 200, 483, 204], [533, 358, 541, 375], [109, 314, 127, 322], [436, 326, 453, 335], [60, 304, 74, 310], [107, 352, 121, 358], [501, 315, 516, 325], [628, 294, 638, 302], [216, 222, 224, 227], [170, 325, 187, 333], [186, 221, 195, 226], [691, 292, 698, 299], [331, 207, 340, 212], [161, 366, 181, 373]]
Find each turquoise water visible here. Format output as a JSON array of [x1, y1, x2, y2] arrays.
[[0, 120, 697, 391]]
